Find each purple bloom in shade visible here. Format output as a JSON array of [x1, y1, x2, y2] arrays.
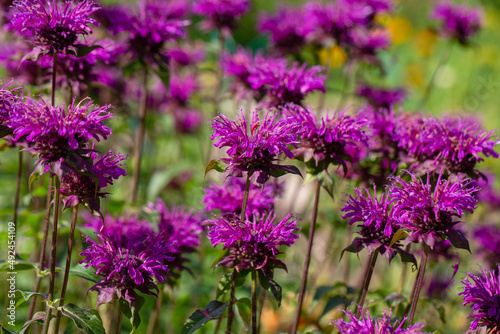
[[83, 213, 155, 248], [288, 106, 368, 174], [80, 233, 174, 308], [341, 186, 416, 264], [193, 0, 250, 34], [389, 170, 479, 250], [0, 81, 23, 130], [458, 265, 500, 331], [172, 108, 203, 134], [207, 212, 299, 276], [348, 27, 391, 63], [169, 74, 197, 105], [431, 1, 483, 45], [357, 84, 406, 110], [8, 0, 100, 55], [257, 5, 315, 54], [330, 307, 429, 333], [0, 41, 44, 86], [165, 44, 205, 67], [210, 110, 302, 184], [148, 199, 204, 282], [203, 176, 282, 218], [248, 61, 325, 107], [9, 96, 113, 176], [472, 224, 500, 269], [60, 150, 127, 213], [475, 172, 500, 208]]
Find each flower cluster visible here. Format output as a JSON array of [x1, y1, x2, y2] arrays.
[[331, 308, 428, 333], [80, 233, 173, 307], [389, 171, 478, 250], [357, 84, 406, 110], [210, 110, 301, 184], [342, 186, 415, 263], [193, 0, 250, 33], [290, 106, 367, 174], [207, 212, 299, 276], [458, 265, 500, 331], [203, 177, 282, 218], [9, 0, 100, 54], [431, 1, 483, 45]]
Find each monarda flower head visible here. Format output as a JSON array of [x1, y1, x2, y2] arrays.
[[472, 224, 500, 269], [356, 84, 406, 110], [342, 186, 416, 264], [80, 233, 173, 308], [9, 0, 100, 55], [148, 199, 204, 282], [210, 110, 301, 184], [248, 61, 325, 108], [289, 106, 368, 174], [431, 1, 483, 45], [207, 212, 299, 277], [60, 150, 127, 213], [203, 176, 282, 218], [193, 0, 250, 34], [9, 97, 113, 176], [458, 265, 500, 331], [330, 307, 429, 334], [389, 170, 479, 250], [0, 82, 23, 136]]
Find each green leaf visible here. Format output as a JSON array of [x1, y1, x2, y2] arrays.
[[317, 170, 335, 200], [235, 298, 251, 328], [18, 290, 48, 302], [73, 45, 103, 58], [28, 167, 44, 193], [389, 229, 409, 248], [210, 248, 229, 268], [216, 271, 249, 300], [61, 303, 105, 334], [258, 271, 282, 307], [1, 326, 18, 334], [204, 159, 226, 178], [420, 298, 446, 323], [119, 294, 145, 332], [321, 295, 350, 317], [69, 263, 100, 283], [19, 311, 45, 334], [181, 301, 227, 334]]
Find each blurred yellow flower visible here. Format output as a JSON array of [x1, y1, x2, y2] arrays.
[[318, 45, 348, 68], [378, 15, 413, 44], [414, 29, 438, 57], [406, 64, 424, 88]]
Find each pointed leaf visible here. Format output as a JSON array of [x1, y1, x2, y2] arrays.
[[204, 159, 226, 178], [19, 311, 45, 334], [72, 45, 103, 58], [0, 125, 13, 138], [210, 248, 229, 268], [396, 248, 417, 266], [446, 229, 470, 253], [1, 326, 18, 334], [181, 301, 227, 334], [216, 271, 248, 300], [389, 229, 409, 248], [61, 303, 105, 334], [18, 290, 48, 302], [269, 165, 303, 178], [235, 298, 251, 328], [340, 238, 364, 261], [258, 271, 282, 307], [119, 294, 145, 332], [318, 170, 335, 200], [69, 263, 100, 283], [28, 167, 44, 193]]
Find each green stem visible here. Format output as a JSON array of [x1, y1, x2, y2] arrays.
[[251, 271, 258, 334], [355, 250, 379, 317], [53, 205, 79, 333], [131, 68, 149, 203], [115, 304, 123, 334], [41, 176, 61, 334], [407, 244, 430, 325], [292, 181, 321, 334]]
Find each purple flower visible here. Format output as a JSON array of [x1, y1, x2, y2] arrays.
[[210, 110, 301, 184], [431, 1, 483, 45], [472, 224, 500, 269], [193, 0, 250, 33], [83, 213, 155, 248], [80, 233, 173, 308], [257, 5, 315, 54], [389, 171, 478, 250], [9, 97, 113, 176], [8, 0, 100, 54], [0, 81, 23, 130], [475, 172, 500, 208], [60, 150, 127, 212], [203, 176, 282, 218], [248, 61, 325, 107], [342, 186, 415, 263], [149, 199, 204, 281], [289, 106, 368, 174], [169, 74, 197, 105], [166, 44, 205, 67], [458, 265, 500, 331], [348, 27, 391, 63], [357, 84, 406, 110], [330, 307, 428, 333], [172, 108, 203, 134], [207, 212, 299, 276]]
